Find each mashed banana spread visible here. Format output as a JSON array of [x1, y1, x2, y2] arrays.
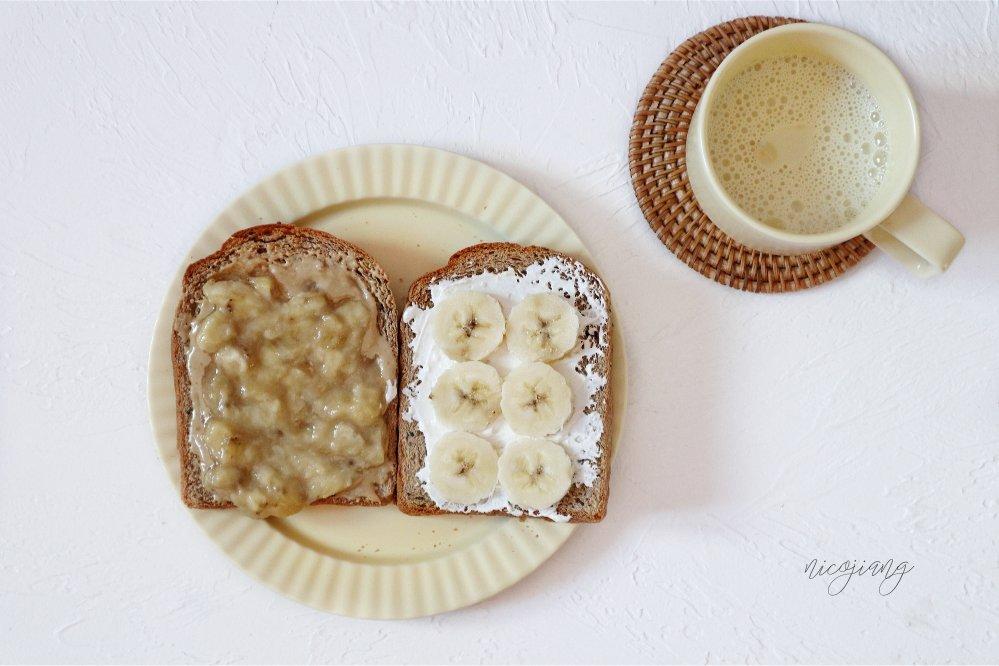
[[187, 254, 395, 518]]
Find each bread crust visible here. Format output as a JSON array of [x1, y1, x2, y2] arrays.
[[396, 243, 613, 522], [171, 223, 399, 510]]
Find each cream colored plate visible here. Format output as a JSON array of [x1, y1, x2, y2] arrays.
[[148, 144, 627, 619]]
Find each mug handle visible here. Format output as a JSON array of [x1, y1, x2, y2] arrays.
[[863, 194, 964, 277]]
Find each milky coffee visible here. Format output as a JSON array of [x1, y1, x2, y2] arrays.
[[706, 54, 889, 234]]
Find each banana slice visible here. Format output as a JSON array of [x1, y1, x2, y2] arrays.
[[500, 362, 572, 436], [428, 432, 499, 504], [430, 361, 502, 431], [507, 293, 580, 362], [431, 292, 505, 361], [498, 438, 573, 510]]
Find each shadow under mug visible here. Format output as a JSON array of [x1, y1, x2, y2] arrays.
[[685, 23, 965, 277]]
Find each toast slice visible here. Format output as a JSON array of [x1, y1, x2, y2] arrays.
[[397, 243, 613, 522], [172, 224, 398, 511]]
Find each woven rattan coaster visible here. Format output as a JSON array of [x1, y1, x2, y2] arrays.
[[629, 16, 874, 293]]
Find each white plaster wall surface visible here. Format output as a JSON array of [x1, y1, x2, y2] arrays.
[[1, 2, 997, 663]]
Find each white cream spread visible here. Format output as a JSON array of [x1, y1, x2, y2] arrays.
[[402, 257, 609, 522]]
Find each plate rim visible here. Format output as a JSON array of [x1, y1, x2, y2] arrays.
[[147, 143, 627, 619]]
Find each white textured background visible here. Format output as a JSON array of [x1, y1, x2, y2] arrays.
[[2, 2, 997, 663]]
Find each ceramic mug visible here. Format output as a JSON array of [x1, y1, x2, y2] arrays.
[[685, 23, 964, 276]]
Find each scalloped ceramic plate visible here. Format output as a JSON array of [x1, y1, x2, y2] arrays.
[[148, 144, 627, 619]]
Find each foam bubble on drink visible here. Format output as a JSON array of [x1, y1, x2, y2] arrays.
[[706, 54, 889, 234]]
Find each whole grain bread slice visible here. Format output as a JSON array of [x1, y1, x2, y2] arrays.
[[396, 243, 613, 522], [171, 223, 399, 509]]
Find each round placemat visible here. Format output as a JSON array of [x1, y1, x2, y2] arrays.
[[629, 16, 875, 293]]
